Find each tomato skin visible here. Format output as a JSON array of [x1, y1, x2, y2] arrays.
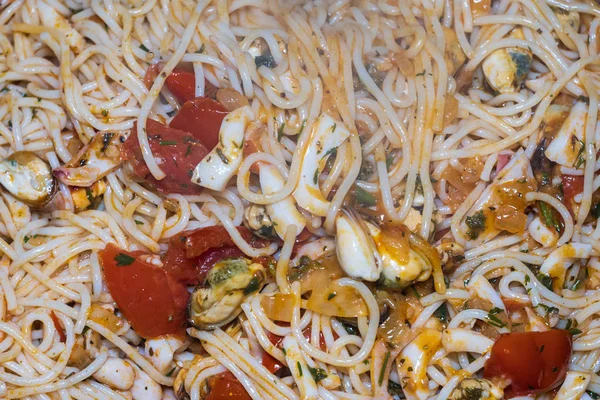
[[99, 244, 188, 338], [183, 226, 269, 259], [484, 330, 572, 397], [165, 70, 197, 104], [169, 97, 228, 150], [121, 120, 208, 195], [562, 175, 584, 208], [206, 372, 251, 400]]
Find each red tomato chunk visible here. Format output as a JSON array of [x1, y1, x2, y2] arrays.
[[484, 330, 572, 397]]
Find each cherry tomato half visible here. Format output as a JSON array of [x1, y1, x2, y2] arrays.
[[99, 244, 188, 338], [169, 97, 228, 150], [483, 330, 572, 397], [121, 119, 208, 195], [562, 174, 584, 211], [205, 372, 251, 400]]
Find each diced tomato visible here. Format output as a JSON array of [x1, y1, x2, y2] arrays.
[[50, 311, 66, 343], [562, 175, 584, 208], [169, 97, 228, 150], [497, 153, 512, 172], [484, 330, 572, 397], [99, 244, 188, 338], [206, 371, 251, 400], [182, 226, 270, 259], [121, 120, 208, 194], [165, 69, 196, 104], [162, 234, 203, 286]]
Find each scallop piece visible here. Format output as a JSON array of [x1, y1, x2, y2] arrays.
[[482, 29, 532, 93], [539, 243, 592, 290], [545, 101, 588, 168], [259, 163, 306, 240], [192, 106, 253, 191], [293, 113, 350, 216], [528, 216, 558, 247], [460, 149, 534, 245], [397, 330, 442, 400], [0, 151, 56, 207], [335, 209, 381, 282]]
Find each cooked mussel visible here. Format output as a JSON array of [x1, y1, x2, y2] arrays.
[[0, 151, 57, 207], [335, 209, 433, 289], [188, 257, 266, 329]]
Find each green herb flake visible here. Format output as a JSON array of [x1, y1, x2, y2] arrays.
[[571, 278, 583, 291], [354, 186, 376, 207], [216, 148, 229, 164], [297, 120, 307, 136], [166, 367, 176, 377], [486, 307, 506, 328], [327, 292, 337, 300], [379, 350, 391, 385], [538, 201, 561, 233], [140, 44, 150, 52], [277, 122, 285, 142], [313, 169, 320, 185], [297, 361, 303, 377], [331, 123, 337, 133], [197, 44, 206, 54], [308, 367, 327, 382], [159, 140, 177, 146], [101, 109, 109, 117], [134, 220, 143, 225], [114, 253, 135, 266], [243, 276, 260, 295], [536, 273, 554, 291], [386, 154, 394, 171], [416, 70, 426, 77], [185, 144, 192, 157], [23, 235, 30, 243], [587, 391, 600, 400], [465, 210, 486, 240]]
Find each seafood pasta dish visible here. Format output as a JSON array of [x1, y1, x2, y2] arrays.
[[2, 0, 600, 399]]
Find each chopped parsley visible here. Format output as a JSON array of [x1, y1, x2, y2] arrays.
[[536, 273, 554, 291], [379, 350, 391, 385], [139, 44, 150, 52], [327, 292, 337, 300], [297, 361, 303, 377], [159, 140, 177, 146], [114, 253, 135, 266], [277, 122, 285, 142], [297, 120, 307, 136], [485, 307, 506, 328], [308, 367, 327, 382], [354, 186, 376, 207], [538, 201, 561, 233], [465, 211, 486, 240]]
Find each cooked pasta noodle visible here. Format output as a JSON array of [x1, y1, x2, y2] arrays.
[[0, 0, 600, 399]]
